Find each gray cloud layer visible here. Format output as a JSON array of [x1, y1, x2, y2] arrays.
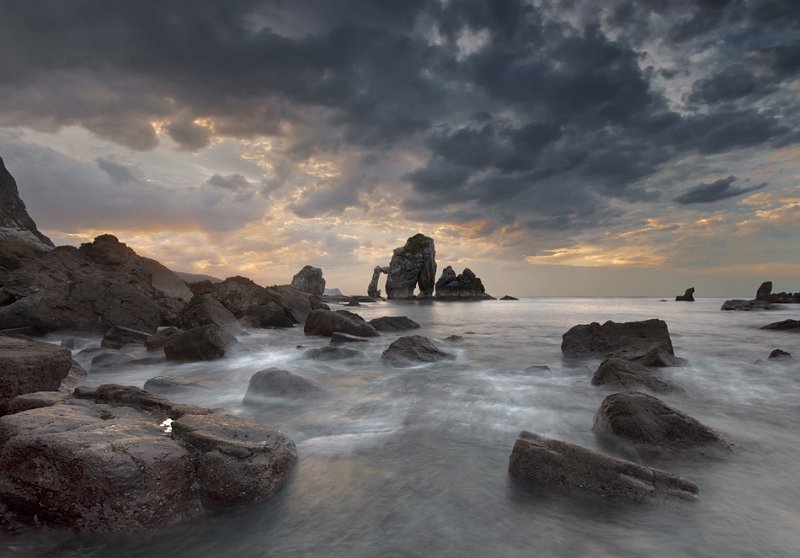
[[0, 0, 798, 238]]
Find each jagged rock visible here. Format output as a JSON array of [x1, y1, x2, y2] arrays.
[[381, 335, 454, 367], [101, 325, 152, 349], [561, 319, 676, 363], [0, 235, 192, 333], [143, 376, 210, 395], [180, 294, 239, 331], [163, 325, 240, 361], [500, 295, 519, 300], [290, 265, 326, 296], [756, 281, 772, 301], [591, 358, 684, 393], [384, 234, 436, 299], [210, 276, 270, 316], [368, 316, 421, 332], [243, 368, 322, 401], [0, 156, 52, 247], [721, 299, 773, 311], [303, 346, 363, 361], [0, 385, 296, 531], [761, 319, 800, 331], [593, 392, 731, 457], [266, 285, 328, 323], [0, 336, 73, 414], [675, 288, 695, 302], [367, 266, 388, 298], [304, 309, 379, 338], [240, 302, 294, 328], [145, 327, 182, 351], [434, 266, 494, 299], [508, 431, 698, 502], [330, 332, 370, 343], [768, 349, 792, 360]]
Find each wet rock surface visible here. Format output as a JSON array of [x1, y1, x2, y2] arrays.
[[368, 316, 421, 332], [0, 336, 73, 414], [163, 324, 240, 361], [561, 319, 676, 361], [761, 319, 800, 331], [591, 358, 684, 393], [304, 346, 363, 361], [381, 335, 454, 367], [243, 368, 323, 401], [180, 294, 239, 331], [304, 309, 379, 338]]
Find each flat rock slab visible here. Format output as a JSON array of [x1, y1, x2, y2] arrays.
[[561, 319, 676, 362], [368, 316, 421, 332], [592, 358, 684, 394], [0, 336, 73, 414], [381, 335, 455, 367], [593, 392, 731, 457], [508, 431, 698, 503]]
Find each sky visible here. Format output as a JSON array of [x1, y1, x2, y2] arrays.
[[1, 0, 799, 297]]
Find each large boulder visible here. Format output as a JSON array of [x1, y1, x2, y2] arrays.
[[368, 316, 421, 332], [0, 235, 192, 333], [561, 319, 676, 362], [179, 294, 239, 331], [304, 309, 379, 338], [290, 265, 326, 296], [163, 325, 240, 361], [0, 384, 296, 532], [593, 392, 731, 457], [675, 287, 695, 302], [384, 233, 436, 299], [381, 335, 454, 367], [434, 266, 494, 300], [591, 358, 683, 394], [265, 284, 327, 323], [243, 368, 323, 401], [761, 319, 800, 331], [508, 431, 698, 503], [0, 336, 73, 414], [240, 301, 294, 328]]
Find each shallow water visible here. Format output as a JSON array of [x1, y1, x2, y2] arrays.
[[2, 298, 800, 557]]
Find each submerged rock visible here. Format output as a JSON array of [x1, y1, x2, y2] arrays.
[[101, 325, 151, 349], [384, 233, 437, 300], [593, 392, 731, 457], [561, 319, 676, 362], [768, 349, 792, 360], [761, 319, 800, 331], [508, 431, 698, 503], [304, 309, 379, 338], [434, 266, 494, 300], [381, 335, 454, 367], [591, 358, 683, 394], [330, 332, 370, 343], [243, 368, 323, 401], [0, 336, 73, 414], [675, 288, 695, 302], [290, 265, 326, 296], [303, 346, 363, 361], [143, 376, 210, 395], [368, 316, 421, 332]]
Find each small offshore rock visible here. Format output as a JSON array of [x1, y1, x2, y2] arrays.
[[444, 334, 463, 342], [525, 365, 551, 372], [675, 287, 695, 302], [508, 431, 698, 503], [500, 295, 519, 300], [381, 335, 454, 367], [304, 346, 362, 361], [561, 319, 676, 361], [721, 299, 772, 311], [768, 349, 792, 360], [368, 316, 421, 332], [243, 368, 323, 401], [761, 319, 800, 331]]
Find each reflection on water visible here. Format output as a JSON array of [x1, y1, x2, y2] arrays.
[[3, 298, 800, 557]]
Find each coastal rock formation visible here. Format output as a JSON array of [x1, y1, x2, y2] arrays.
[[384, 234, 436, 299], [381, 335, 454, 367], [0, 156, 53, 250], [721, 299, 772, 311], [500, 295, 519, 300], [591, 358, 684, 394], [434, 266, 494, 300], [675, 288, 695, 302], [145, 327, 182, 351], [243, 368, 322, 402], [0, 235, 193, 333], [722, 281, 800, 310], [143, 375, 209, 396], [290, 265, 326, 296], [179, 294, 239, 331], [593, 392, 731, 457], [761, 319, 800, 331], [368, 316, 421, 332], [756, 281, 772, 301], [768, 349, 792, 360], [0, 384, 296, 531], [367, 266, 388, 298], [508, 431, 698, 502], [163, 324, 240, 361], [303, 309, 379, 338], [0, 336, 73, 414], [239, 301, 294, 328], [561, 319, 677, 364]]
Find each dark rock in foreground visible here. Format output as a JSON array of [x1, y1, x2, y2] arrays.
[[761, 319, 800, 331], [290, 265, 325, 296], [768, 349, 792, 360], [591, 358, 683, 394], [180, 294, 239, 331], [593, 392, 731, 457], [304, 309, 379, 338], [561, 319, 676, 362], [0, 384, 296, 532], [243, 368, 323, 401], [303, 346, 362, 361], [384, 233, 436, 300], [508, 431, 698, 503], [675, 287, 695, 302], [239, 301, 294, 328], [434, 266, 494, 300], [381, 335, 454, 367], [368, 316, 421, 332], [0, 336, 73, 414], [163, 325, 240, 361]]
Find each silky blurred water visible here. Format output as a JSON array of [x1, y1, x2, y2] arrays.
[[2, 298, 800, 557]]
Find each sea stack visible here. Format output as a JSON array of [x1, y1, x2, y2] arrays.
[[434, 266, 494, 300], [384, 233, 436, 299], [290, 265, 326, 296], [675, 287, 695, 301]]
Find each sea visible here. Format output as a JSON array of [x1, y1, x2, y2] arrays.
[[2, 297, 799, 557]]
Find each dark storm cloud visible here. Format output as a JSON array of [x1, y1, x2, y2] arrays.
[[674, 175, 767, 204], [96, 157, 137, 184], [0, 0, 798, 232]]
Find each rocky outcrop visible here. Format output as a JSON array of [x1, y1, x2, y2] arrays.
[[384, 234, 436, 299], [179, 294, 239, 331], [303, 309, 379, 338], [290, 265, 326, 296], [381, 335, 454, 367], [756, 281, 772, 301], [434, 266, 494, 300], [243, 368, 322, 401], [367, 266, 388, 298], [163, 325, 240, 361], [593, 392, 731, 457], [0, 336, 73, 414], [508, 431, 698, 502], [368, 316, 421, 332], [0, 156, 52, 248], [591, 358, 684, 394], [561, 319, 678, 365], [500, 295, 519, 300], [203, 276, 320, 326], [239, 301, 294, 328], [761, 319, 800, 331], [721, 299, 772, 311], [0, 235, 193, 333], [722, 281, 800, 310], [0, 384, 296, 532], [675, 288, 695, 302]]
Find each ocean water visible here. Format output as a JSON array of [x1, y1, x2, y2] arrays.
[[2, 297, 800, 557]]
